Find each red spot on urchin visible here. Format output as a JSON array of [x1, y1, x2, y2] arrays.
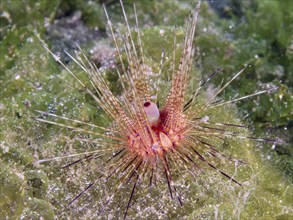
[[143, 101, 151, 107]]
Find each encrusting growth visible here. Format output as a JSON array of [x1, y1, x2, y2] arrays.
[[35, 0, 278, 218]]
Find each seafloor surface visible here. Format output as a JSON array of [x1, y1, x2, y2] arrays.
[[1, 0, 292, 219]]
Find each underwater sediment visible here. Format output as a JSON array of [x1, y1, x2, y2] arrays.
[[0, 0, 292, 219]]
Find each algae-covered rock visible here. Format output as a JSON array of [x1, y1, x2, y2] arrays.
[[21, 198, 54, 220], [0, 166, 25, 219], [25, 170, 49, 199], [0, 0, 292, 219]]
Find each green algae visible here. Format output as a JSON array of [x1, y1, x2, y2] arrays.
[[0, 166, 25, 219], [0, 0, 292, 219], [21, 198, 55, 220]]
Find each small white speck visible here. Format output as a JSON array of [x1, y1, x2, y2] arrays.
[[15, 172, 25, 180], [255, 54, 259, 59], [159, 29, 165, 36], [203, 27, 207, 32], [271, 145, 276, 149], [200, 116, 209, 122], [1, 144, 9, 153], [27, 37, 33, 43], [15, 75, 20, 80]]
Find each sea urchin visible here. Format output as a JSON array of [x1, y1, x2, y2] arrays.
[[35, 0, 277, 218]]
